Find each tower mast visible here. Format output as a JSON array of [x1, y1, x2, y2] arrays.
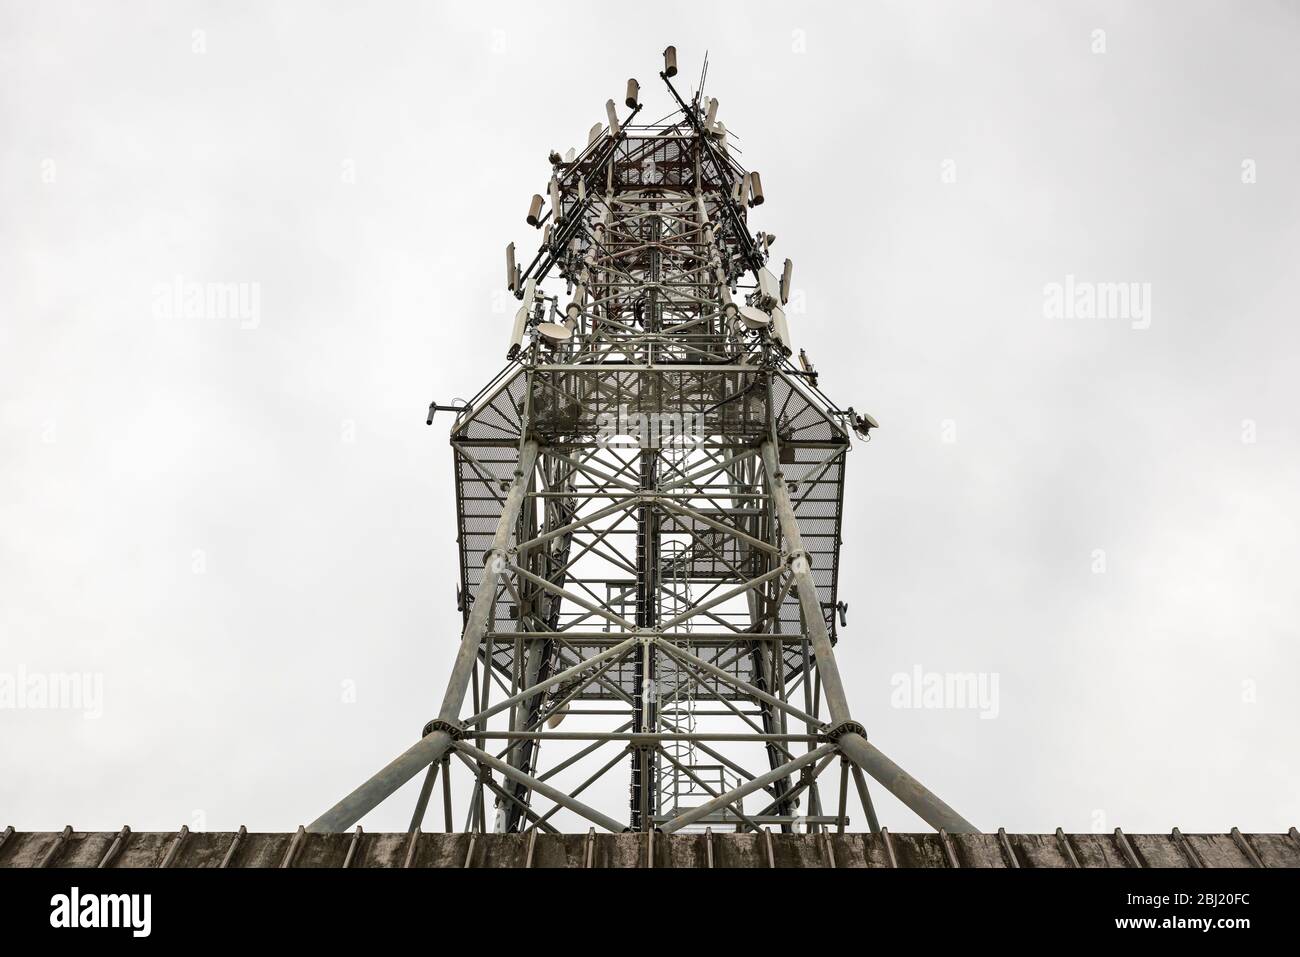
[[309, 49, 975, 837]]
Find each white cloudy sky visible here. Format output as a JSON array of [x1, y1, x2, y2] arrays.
[[1, 0, 1298, 835]]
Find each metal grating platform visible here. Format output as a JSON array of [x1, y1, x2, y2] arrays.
[[447, 367, 850, 699]]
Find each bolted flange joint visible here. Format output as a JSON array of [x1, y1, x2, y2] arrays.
[[480, 547, 511, 573], [783, 548, 811, 576], [422, 718, 465, 740], [820, 720, 867, 743]]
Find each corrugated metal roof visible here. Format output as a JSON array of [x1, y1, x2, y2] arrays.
[[2, 827, 1297, 868]]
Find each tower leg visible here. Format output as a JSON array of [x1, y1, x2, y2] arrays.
[[760, 441, 978, 834], [308, 441, 540, 833]]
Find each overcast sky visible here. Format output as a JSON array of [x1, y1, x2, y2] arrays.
[[2, 0, 1298, 835]]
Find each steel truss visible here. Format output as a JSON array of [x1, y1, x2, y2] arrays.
[[309, 54, 976, 837]]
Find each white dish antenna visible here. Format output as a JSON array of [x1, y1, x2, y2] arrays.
[[738, 304, 772, 330], [537, 321, 573, 341], [538, 312, 578, 342]]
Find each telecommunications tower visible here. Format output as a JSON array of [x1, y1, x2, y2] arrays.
[[309, 48, 976, 837]]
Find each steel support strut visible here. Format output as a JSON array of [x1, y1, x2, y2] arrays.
[[308, 441, 540, 833], [759, 441, 977, 834], [660, 743, 837, 833], [453, 740, 626, 833]]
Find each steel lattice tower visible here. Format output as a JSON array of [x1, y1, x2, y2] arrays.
[[309, 50, 976, 838]]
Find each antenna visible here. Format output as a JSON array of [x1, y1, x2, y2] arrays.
[[507, 277, 536, 357], [738, 303, 772, 330]]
